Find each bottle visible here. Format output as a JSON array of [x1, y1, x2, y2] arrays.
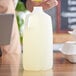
[[23, 6, 53, 71]]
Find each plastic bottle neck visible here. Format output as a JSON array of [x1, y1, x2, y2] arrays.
[[32, 6, 43, 13]]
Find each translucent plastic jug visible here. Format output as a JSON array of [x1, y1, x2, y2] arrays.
[[23, 7, 53, 71]]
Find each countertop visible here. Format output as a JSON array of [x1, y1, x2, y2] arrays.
[[0, 52, 76, 76], [54, 52, 76, 76], [22, 52, 76, 76]]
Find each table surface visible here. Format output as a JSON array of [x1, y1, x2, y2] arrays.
[[0, 52, 76, 76], [22, 52, 76, 76], [53, 52, 76, 76]]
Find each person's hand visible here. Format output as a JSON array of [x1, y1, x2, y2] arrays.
[[26, 0, 58, 12], [40, 0, 58, 10]]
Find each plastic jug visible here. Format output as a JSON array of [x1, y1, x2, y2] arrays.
[[23, 6, 53, 71]]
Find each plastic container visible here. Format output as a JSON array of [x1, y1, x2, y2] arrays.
[[61, 41, 76, 63], [65, 55, 76, 63], [23, 6, 53, 71]]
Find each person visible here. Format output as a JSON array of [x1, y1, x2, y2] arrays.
[[0, 0, 8, 13], [0, 0, 21, 76], [21, 0, 58, 12]]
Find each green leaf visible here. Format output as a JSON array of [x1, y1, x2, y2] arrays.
[[16, 1, 26, 12]]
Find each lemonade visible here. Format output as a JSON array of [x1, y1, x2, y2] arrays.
[[23, 7, 53, 71]]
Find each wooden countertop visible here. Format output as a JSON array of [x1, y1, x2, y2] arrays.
[[22, 52, 76, 76], [53, 33, 75, 43], [54, 52, 76, 76], [0, 52, 76, 76]]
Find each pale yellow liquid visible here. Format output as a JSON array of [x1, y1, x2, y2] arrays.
[[23, 12, 53, 71]]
